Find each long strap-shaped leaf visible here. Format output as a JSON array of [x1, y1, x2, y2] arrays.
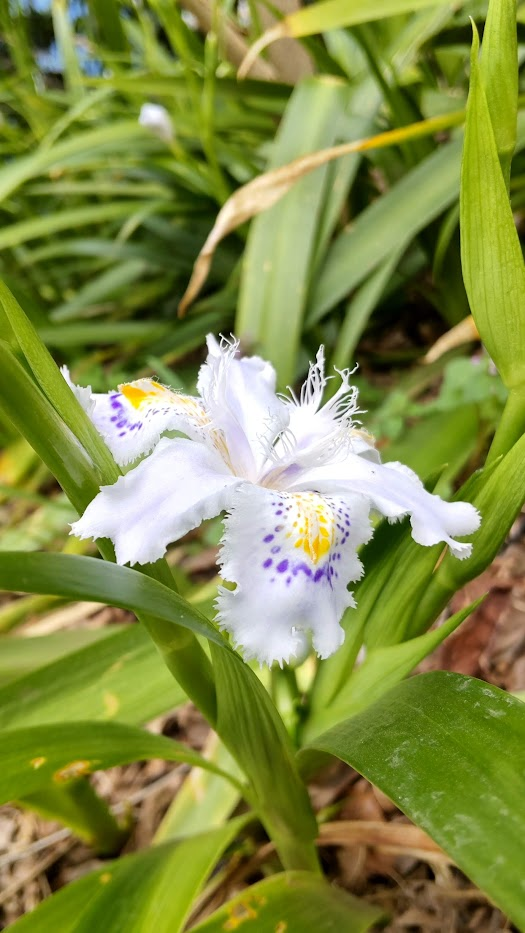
[[0, 625, 185, 730], [190, 870, 384, 932], [0, 719, 238, 804], [9, 821, 247, 933], [301, 672, 525, 928], [0, 550, 320, 870], [0, 551, 220, 644]]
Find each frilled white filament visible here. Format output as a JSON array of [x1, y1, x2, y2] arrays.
[[69, 335, 481, 666]]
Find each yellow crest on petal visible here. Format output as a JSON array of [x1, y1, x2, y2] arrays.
[[291, 492, 334, 564]]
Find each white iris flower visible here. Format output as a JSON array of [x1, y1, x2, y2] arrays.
[[68, 336, 480, 666]]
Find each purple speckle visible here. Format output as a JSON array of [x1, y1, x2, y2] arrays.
[[263, 534, 274, 543], [276, 559, 289, 573], [118, 431, 126, 437], [275, 510, 283, 516], [263, 558, 272, 569], [313, 568, 324, 583], [116, 420, 126, 428], [271, 545, 281, 554], [275, 524, 284, 532], [286, 576, 292, 585], [292, 562, 312, 578]]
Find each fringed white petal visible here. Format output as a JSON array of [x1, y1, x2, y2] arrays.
[[216, 484, 373, 666], [71, 437, 242, 565], [288, 455, 480, 558], [271, 346, 378, 473], [61, 365, 95, 417], [197, 335, 288, 480], [63, 371, 211, 466]]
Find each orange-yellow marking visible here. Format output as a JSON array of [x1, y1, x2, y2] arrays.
[[103, 691, 120, 718], [120, 383, 152, 407], [53, 760, 93, 783], [222, 893, 266, 930], [291, 493, 334, 563], [30, 757, 47, 770], [120, 380, 210, 428]]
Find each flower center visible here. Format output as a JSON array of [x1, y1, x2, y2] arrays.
[[291, 492, 334, 563]]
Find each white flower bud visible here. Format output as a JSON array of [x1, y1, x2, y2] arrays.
[[138, 103, 174, 144]]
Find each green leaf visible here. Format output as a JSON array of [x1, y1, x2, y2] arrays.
[[51, 0, 84, 98], [22, 779, 127, 855], [236, 76, 352, 386], [460, 25, 525, 390], [36, 320, 171, 348], [240, 0, 469, 78], [0, 719, 235, 805], [0, 549, 318, 865], [0, 202, 166, 252], [211, 645, 319, 872], [0, 122, 152, 204], [0, 627, 122, 685], [0, 350, 218, 724], [307, 459, 478, 713], [479, 0, 517, 187], [10, 822, 246, 933], [382, 404, 480, 492], [305, 599, 481, 739], [330, 249, 402, 373], [89, 0, 128, 53], [274, 0, 468, 37], [302, 672, 525, 928], [0, 625, 185, 730], [0, 343, 103, 513], [155, 737, 243, 841], [0, 551, 221, 644], [49, 259, 149, 322], [309, 137, 462, 325], [411, 429, 525, 629], [190, 871, 384, 932]]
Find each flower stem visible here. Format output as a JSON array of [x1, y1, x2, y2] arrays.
[[270, 828, 321, 873], [136, 560, 217, 726], [271, 665, 301, 742]]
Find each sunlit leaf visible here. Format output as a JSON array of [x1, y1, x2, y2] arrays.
[[302, 672, 525, 928], [0, 551, 221, 644], [0, 720, 236, 805], [191, 871, 383, 931], [0, 625, 185, 729], [305, 599, 481, 739], [460, 26, 525, 392], [211, 645, 319, 871], [10, 822, 246, 933], [238, 0, 468, 79]]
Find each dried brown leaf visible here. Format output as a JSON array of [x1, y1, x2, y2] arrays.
[[178, 110, 465, 315], [423, 315, 479, 364]]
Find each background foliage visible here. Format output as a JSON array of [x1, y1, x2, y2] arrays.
[[1, 0, 525, 929]]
